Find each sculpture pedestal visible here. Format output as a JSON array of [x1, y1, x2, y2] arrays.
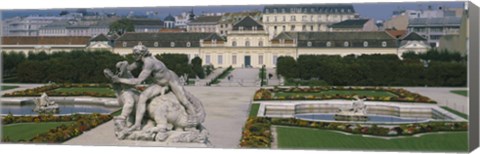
[[116, 139, 213, 148]]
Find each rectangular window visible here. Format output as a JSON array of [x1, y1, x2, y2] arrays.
[[206, 55, 211, 64], [258, 55, 264, 65], [273, 55, 278, 65], [218, 55, 223, 64], [232, 55, 237, 65], [291, 25, 295, 31]]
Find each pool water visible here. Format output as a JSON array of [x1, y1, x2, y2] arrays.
[[295, 113, 431, 124], [1, 104, 118, 115]]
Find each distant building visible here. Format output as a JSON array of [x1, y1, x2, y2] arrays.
[[218, 11, 262, 36], [386, 5, 465, 47], [87, 34, 116, 51], [131, 19, 164, 32], [328, 19, 378, 32], [175, 10, 196, 29], [1, 36, 90, 53], [38, 17, 118, 36], [262, 4, 357, 38], [438, 12, 468, 54], [187, 16, 222, 33], [384, 14, 409, 30], [408, 16, 462, 47], [398, 32, 431, 54], [3, 15, 75, 36], [163, 14, 176, 29]]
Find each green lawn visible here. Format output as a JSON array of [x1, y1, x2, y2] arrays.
[[276, 126, 467, 152], [274, 90, 398, 97], [53, 87, 114, 95], [1, 86, 19, 91], [2, 122, 74, 142], [450, 90, 467, 97], [441, 106, 468, 119], [249, 104, 260, 117]]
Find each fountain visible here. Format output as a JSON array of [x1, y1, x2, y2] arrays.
[[333, 96, 368, 121], [33, 93, 60, 113]]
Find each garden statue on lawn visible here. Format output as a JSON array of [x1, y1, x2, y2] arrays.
[[104, 45, 208, 144]]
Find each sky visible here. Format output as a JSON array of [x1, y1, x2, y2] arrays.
[[0, 1, 464, 21]]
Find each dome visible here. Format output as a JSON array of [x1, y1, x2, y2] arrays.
[[164, 14, 176, 22]]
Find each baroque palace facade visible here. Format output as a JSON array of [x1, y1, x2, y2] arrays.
[[1, 4, 430, 69], [112, 16, 428, 68]]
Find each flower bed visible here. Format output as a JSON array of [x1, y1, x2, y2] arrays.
[[1, 113, 112, 143], [2, 83, 145, 98], [239, 117, 468, 147], [239, 117, 272, 148], [253, 87, 437, 104]]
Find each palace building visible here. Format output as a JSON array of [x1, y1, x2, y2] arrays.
[[110, 16, 428, 68]]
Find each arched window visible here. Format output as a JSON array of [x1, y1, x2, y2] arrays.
[[154, 42, 159, 47], [232, 41, 237, 47], [307, 41, 312, 47], [258, 41, 264, 47], [245, 41, 250, 47], [170, 42, 175, 47], [344, 41, 349, 47], [382, 41, 387, 47], [363, 41, 368, 47], [122, 42, 127, 47], [326, 41, 332, 47], [186, 42, 191, 47]]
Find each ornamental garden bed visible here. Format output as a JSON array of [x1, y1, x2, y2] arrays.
[[253, 87, 436, 104], [239, 117, 468, 149], [2, 83, 146, 98], [1, 113, 112, 143]]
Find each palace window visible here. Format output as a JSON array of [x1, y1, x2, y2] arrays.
[[326, 41, 332, 47], [291, 16, 296, 21], [291, 25, 295, 31], [170, 42, 175, 47], [154, 42, 159, 47], [186, 42, 191, 47], [273, 55, 278, 65], [382, 41, 387, 47], [258, 55, 264, 65], [218, 55, 223, 64], [232, 55, 237, 64], [212, 39, 217, 45], [232, 41, 237, 47], [307, 41, 312, 47], [122, 42, 127, 47], [282, 16, 286, 22], [259, 41, 264, 47], [245, 41, 250, 47], [279, 39, 285, 44], [344, 41, 349, 47], [205, 55, 211, 64], [363, 41, 368, 47]]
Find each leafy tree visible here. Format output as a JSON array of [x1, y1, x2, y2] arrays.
[[276, 56, 297, 79], [109, 19, 134, 35], [191, 57, 205, 79]]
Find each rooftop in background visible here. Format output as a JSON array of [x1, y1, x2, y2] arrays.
[[329, 19, 369, 28], [409, 17, 462, 27], [189, 16, 222, 24], [220, 11, 262, 24], [2, 36, 91, 45], [232, 16, 264, 31], [385, 29, 408, 39], [130, 18, 164, 25], [263, 4, 355, 14]]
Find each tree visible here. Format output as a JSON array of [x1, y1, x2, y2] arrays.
[[276, 56, 297, 79], [109, 19, 134, 35], [191, 57, 205, 79]]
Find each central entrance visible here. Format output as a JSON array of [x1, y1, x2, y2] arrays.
[[244, 55, 251, 68]]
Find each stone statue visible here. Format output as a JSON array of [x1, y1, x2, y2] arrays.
[[334, 96, 368, 121], [33, 93, 59, 113], [104, 45, 208, 144]]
